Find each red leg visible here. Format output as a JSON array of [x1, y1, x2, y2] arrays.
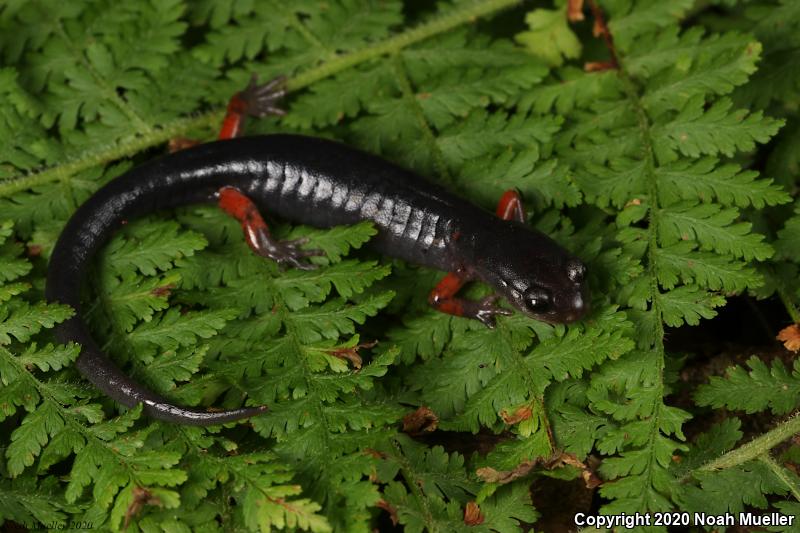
[[218, 93, 249, 140], [428, 272, 468, 316], [169, 76, 287, 152], [218, 75, 287, 140], [496, 190, 525, 223], [427, 191, 526, 327], [428, 270, 511, 328], [218, 186, 321, 270], [213, 77, 312, 267]]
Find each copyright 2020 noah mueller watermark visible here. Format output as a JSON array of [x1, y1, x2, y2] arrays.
[[574, 511, 796, 529]]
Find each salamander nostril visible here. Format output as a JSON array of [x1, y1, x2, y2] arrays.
[[556, 291, 589, 323], [573, 293, 584, 313]]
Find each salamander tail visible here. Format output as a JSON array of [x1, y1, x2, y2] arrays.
[[49, 312, 267, 426], [43, 140, 275, 426]]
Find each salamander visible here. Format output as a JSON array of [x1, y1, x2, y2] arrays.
[[45, 76, 588, 426]]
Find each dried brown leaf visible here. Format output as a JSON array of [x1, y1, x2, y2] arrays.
[[326, 340, 378, 369], [464, 501, 485, 526], [567, 0, 585, 21], [500, 405, 533, 425], [402, 406, 439, 435], [777, 324, 800, 352], [124, 486, 161, 530], [476, 460, 536, 484], [584, 61, 616, 72], [377, 499, 399, 525]]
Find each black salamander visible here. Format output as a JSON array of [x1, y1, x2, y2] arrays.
[[45, 78, 588, 425]]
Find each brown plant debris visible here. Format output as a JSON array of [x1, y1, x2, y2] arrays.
[[476, 451, 601, 489], [326, 340, 378, 369], [464, 501, 485, 526], [124, 486, 162, 529], [777, 324, 800, 352], [402, 406, 439, 435], [567, 0, 585, 22], [500, 405, 533, 425]]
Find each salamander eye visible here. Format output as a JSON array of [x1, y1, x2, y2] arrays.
[[524, 288, 551, 313], [566, 259, 587, 283]]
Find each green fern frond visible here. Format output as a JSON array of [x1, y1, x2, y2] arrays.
[[695, 357, 800, 415], [2, 0, 799, 530]]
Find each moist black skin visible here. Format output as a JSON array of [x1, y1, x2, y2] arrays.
[[45, 134, 589, 425]]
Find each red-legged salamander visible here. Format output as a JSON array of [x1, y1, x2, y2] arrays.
[[45, 76, 588, 425]]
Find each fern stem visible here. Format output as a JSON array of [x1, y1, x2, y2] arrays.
[[627, 88, 669, 507], [777, 284, 800, 324], [285, 0, 523, 92], [282, 308, 335, 451], [390, 54, 453, 185], [759, 453, 800, 503], [0, 112, 223, 196], [609, 13, 672, 508], [500, 324, 555, 454], [689, 413, 800, 475], [0, 0, 521, 198], [390, 437, 439, 531]]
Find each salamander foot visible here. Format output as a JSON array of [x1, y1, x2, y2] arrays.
[[217, 75, 288, 139], [218, 186, 323, 270], [239, 74, 287, 117], [471, 295, 513, 328], [250, 233, 323, 271], [428, 272, 512, 328]]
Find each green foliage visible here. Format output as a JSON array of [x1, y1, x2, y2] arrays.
[[379, 437, 539, 532], [678, 459, 793, 516], [0, 0, 799, 531], [543, 0, 796, 525], [515, 7, 581, 67], [695, 357, 800, 415]]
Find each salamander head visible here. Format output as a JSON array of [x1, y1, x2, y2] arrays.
[[507, 255, 589, 324], [470, 221, 589, 324]]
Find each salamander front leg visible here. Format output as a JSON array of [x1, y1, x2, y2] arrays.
[[428, 270, 512, 328], [428, 190, 527, 327], [218, 186, 322, 270]]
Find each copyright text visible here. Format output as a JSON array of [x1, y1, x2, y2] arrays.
[[574, 511, 795, 529]]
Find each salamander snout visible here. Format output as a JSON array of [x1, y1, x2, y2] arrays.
[[555, 259, 590, 323], [555, 288, 589, 323], [531, 259, 589, 324], [514, 271, 589, 324]]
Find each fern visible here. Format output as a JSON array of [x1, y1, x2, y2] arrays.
[[1, 0, 800, 531], [379, 437, 538, 532], [539, 0, 792, 522], [695, 356, 800, 415]]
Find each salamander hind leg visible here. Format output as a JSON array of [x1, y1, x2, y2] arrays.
[[170, 74, 288, 150], [496, 189, 526, 223], [428, 271, 512, 328], [218, 186, 323, 270], [218, 74, 287, 140]]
